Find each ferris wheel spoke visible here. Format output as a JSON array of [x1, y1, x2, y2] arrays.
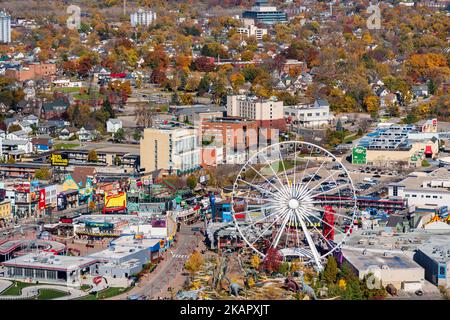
[[293, 142, 298, 193], [248, 210, 288, 246], [306, 170, 340, 195], [240, 208, 285, 232], [235, 195, 278, 205], [298, 145, 316, 186], [246, 163, 287, 197], [271, 210, 291, 249], [277, 147, 290, 189], [308, 211, 346, 236], [292, 209, 302, 250], [295, 210, 322, 268], [306, 205, 354, 221], [299, 160, 328, 198], [259, 153, 290, 196], [299, 208, 336, 250], [309, 183, 351, 198], [237, 178, 282, 200]]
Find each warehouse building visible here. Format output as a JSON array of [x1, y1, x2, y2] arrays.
[[414, 241, 450, 288], [342, 248, 425, 292]]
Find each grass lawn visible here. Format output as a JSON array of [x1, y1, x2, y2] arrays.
[[76, 287, 131, 300], [54, 143, 80, 150], [73, 92, 104, 100], [35, 289, 69, 300], [53, 87, 85, 93], [80, 284, 92, 292], [0, 281, 37, 296]]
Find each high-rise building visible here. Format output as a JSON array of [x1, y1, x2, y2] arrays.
[[242, 0, 287, 25], [0, 10, 11, 43], [140, 125, 201, 175], [130, 8, 156, 27]]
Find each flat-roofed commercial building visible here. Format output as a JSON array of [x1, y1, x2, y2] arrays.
[[1, 252, 99, 287], [388, 168, 450, 210], [342, 248, 425, 291], [242, 0, 287, 25], [415, 241, 450, 288]]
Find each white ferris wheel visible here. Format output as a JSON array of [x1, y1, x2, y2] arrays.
[[231, 141, 358, 270]]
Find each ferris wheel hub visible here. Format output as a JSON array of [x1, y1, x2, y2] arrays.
[[288, 198, 300, 209]]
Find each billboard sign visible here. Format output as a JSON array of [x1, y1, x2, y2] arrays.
[[38, 189, 46, 210], [104, 192, 127, 209], [50, 153, 69, 167], [352, 146, 367, 165]]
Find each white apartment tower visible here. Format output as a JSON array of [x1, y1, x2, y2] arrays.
[[0, 11, 11, 43], [130, 8, 157, 27]]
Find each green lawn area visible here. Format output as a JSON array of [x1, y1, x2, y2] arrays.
[[53, 143, 80, 150], [0, 281, 37, 296], [53, 87, 85, 93], [35, 289, 69, 300], [80, 284, 92, 292], [76, 287, 131, 300], [73, 92, 104, 100]]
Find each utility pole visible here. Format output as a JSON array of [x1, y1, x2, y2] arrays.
[[123, 0, 127, 16]]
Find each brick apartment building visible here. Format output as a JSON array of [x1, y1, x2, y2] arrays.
[[5, 62, 57, 81]]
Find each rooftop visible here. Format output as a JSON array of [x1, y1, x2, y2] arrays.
[[342, 248, 422, 271], [1, 252, 97, 271]]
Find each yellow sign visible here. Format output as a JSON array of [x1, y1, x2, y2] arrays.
[[50, 153, 69, 166], [104, 192, 127, 208]]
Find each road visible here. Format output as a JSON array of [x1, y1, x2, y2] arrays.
[[107, 221, 204, 300]]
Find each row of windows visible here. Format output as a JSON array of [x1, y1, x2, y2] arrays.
[[405, 193, 443, 199]]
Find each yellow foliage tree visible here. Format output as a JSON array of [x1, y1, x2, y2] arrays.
[[184, 250, 204, 275], [250, 254, 261, 270]]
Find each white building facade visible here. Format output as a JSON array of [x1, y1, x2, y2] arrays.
[[284, 99, 332, 128], [130, 8, 157, 27], [0, 11, 11, 43]]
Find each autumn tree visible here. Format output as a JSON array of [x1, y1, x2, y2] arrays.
[[184, 250, 204, 275], [186, 175, 197, 190], [87, 150, 98, 162], [262, 248, 282, 273], [34, 167, 52, 180], [363, 95, 380, 118], [322, 255, 338, 284]]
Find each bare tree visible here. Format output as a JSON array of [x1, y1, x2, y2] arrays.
[[135, 103, 155, 128]]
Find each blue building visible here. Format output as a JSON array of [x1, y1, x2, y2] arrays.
[[243, 0, 287, 25]]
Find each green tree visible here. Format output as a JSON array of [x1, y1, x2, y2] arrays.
[[186, 175, 197, 190], [323, 256, 338, 284], [34, 167, 52, 180], [114, 128, 125, 142]]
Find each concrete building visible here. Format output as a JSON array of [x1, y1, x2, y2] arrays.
[[388, 168, 450, 210], [284, 99, 332, 128], [0, 10, 11, 43], [1, 252, 99, 287], [140, 124, 201, 175], [130, 8, 156, 27], [342, 249, 425, 291], [236, 24, 268, 40], [226, 95, 286, 131], [415, 242, 450, 287], [242, 0, 287, 25]]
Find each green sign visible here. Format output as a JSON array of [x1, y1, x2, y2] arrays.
[[352, 146, 367, 165]]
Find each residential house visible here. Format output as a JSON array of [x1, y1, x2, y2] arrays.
[[58, 127, 78, 140], [77, 127, 97, 142], [31, 137, 53, 152], [41, 98, 69, 120], [411, 84, 429, 99], [106, 119, 123, 134]]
